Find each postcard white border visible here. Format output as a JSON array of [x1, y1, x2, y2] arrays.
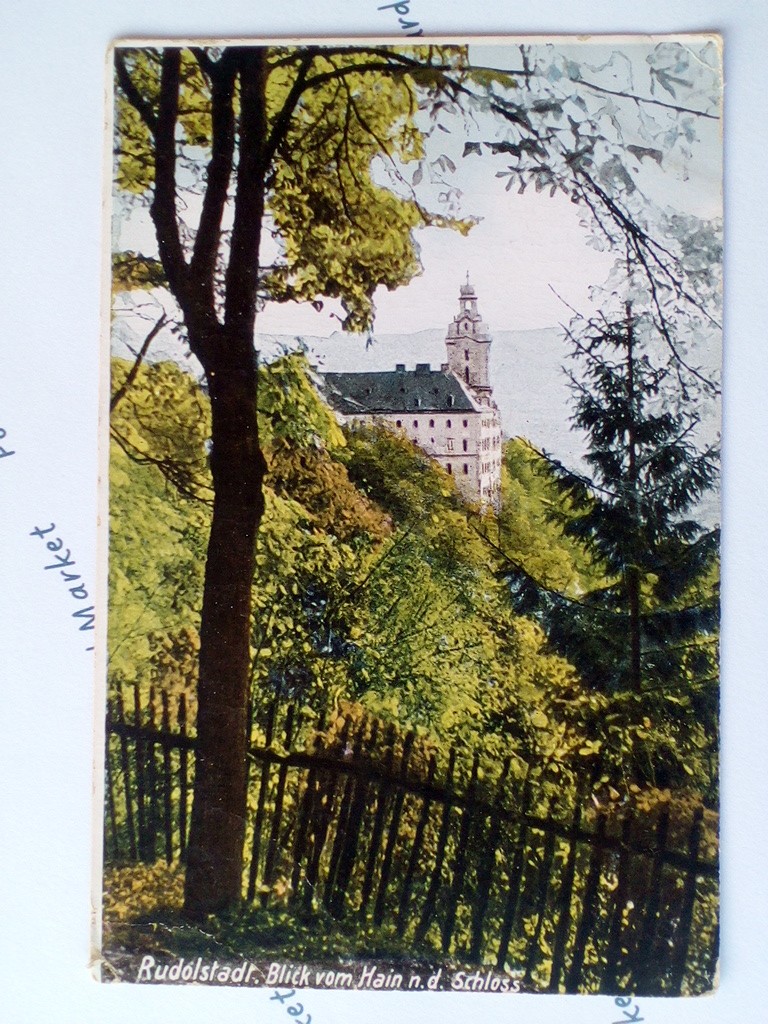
[[1, 1, 766, 1022]]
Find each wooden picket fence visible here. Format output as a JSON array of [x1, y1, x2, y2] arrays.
[[104, 685, 719, 995]]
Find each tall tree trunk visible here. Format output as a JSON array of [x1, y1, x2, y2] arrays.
[[183, 346, 267, 917], [179, 48, 270, 918]]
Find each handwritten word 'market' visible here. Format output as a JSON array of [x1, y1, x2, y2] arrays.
[[378, 1, 424, 37], [31, 523, 95, 651]]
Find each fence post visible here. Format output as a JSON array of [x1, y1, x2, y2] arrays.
[[668, 806, 705, 996], [290, 709, 327, 900], [358, 722, 398, 919], [548, 787, 587, 992], [161, 691, 174, 863], [262, 704, 297, 905], [565, 810, 607, 992], [413, 745, 457, 945], [328, 719, 379, 918], [114, 686, 137, 860], [469, 755, 512, 963], [600, 814, 634, 993], [632, 805, 671, 993], [441, 751, 480, 955], [132, 682, 150, 861], [178, 693, 189, 862], [396, 751, 437, 937], [373, 730, 416, 927], [247, 700, 277, 901], [304, 713, 351, 911], [495, 772, 533, 971]]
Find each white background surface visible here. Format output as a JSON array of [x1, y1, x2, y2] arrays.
[[1, 2, 765, 1022]]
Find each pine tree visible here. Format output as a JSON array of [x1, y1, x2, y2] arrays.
[[502, 297, 720, 791], [552, 301, 719, 692]]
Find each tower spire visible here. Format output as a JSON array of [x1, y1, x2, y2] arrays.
[[445, 278, 492, 394]]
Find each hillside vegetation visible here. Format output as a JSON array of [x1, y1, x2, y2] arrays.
[[109, 351, 719, 807]]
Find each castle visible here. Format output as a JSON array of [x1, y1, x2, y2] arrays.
[[322, 279, 502, 507]]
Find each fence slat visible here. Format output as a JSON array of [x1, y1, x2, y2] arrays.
[[161, 692, 174, 863], [441, 751, 480, 954], [396, 752, 437, 937], [358, 723, 398, 918], [105, 738, 120, 861], [495, 775, 533, 971], [304, 715, 351, 911], [132, 683, 149, 861], [668, 806, 705, 996], [262, 704, 296, 905], [114, 688, 137, 860], [247, 700, 277, 901], [325, 718, 367, 914], [373, 731, 416, 927], [469, 756, 511, 962], [290, 710, 326, 899], [413, 746, 457, 945], [147, 687, 159, 863], [328, 720, 378, 918], [600, 815, 634, 993], [632, 806, 671, 992], [566, 811, 607, 992], [178, 694, 189, 861], [548, 794, 585, 992], [522, 798, 560, 986]]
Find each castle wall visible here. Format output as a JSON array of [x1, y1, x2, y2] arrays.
[[348, 407, 502, 507]]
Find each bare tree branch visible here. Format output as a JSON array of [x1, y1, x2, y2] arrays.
[[110, 312, 168, 412]]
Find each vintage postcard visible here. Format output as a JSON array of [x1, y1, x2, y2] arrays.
[[99, 36, 722, 995]]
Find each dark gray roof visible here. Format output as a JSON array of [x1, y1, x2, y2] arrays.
[[322, 368, 477, 415]]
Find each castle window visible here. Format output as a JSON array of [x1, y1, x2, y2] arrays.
[[396, 419, 402, 427], [462, 439, 468, 452], [446, 463, 452, 474], [463, 464, 469, 475], [465, 367, 470, 383], [446, 419, 452, 428], [447, 439, 454, 451], [465, 349, 469, 361], [447, 395, 455, 408], [429, 418, 435, 427], [413, 419, 419, 428], [463, 419, 468, 428]]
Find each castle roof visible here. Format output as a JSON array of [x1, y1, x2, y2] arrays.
[[322, 366, 478, 415]]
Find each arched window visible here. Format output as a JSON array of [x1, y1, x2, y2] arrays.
[[465, 349, 469, 361], [446, 419, 452, 428], [463, 464, 469, 475], [447, 395, 454, 408], [446, 463, 452, 474], [462, 439, 468, 452], [395, 419, 402, 427], [463, 419, 468, 428], [413, 419, 419, 428], [464, 367, 470, 383], [429, 418, 435, 427]]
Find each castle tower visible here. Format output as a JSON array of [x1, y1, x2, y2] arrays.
[[445, 276, 492, 398]]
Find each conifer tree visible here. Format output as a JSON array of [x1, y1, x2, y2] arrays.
[[503, 291, 720, 789]]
